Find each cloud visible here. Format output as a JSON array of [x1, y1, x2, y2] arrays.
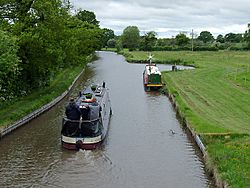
[[70, 0, 250, 37]]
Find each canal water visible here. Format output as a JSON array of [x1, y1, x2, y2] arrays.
[[0, 52, 215, 188]]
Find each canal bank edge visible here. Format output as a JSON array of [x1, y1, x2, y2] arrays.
[[164, 86, 229, 188], [0, 68, 85, 139]]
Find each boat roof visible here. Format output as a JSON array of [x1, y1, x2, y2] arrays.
[[76, 85, 105, 106], [145, 64, 161, 75]]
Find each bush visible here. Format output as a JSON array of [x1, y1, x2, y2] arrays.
[[193, 46, 219, 51], [152, 46, 191, 51]]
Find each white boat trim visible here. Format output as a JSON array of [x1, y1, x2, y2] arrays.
[[62, 135, 102, 144]]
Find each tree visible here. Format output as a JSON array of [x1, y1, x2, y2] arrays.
[[197, 31, 214, 43], [102, 28, 115, 47], [0, 0, 35, 23], [121, 26, 140, 51], [156, 38, 175, 47], [75, 10, 99, 26], [224, 33, 243, 43], [115, 37, 123, 52], [107, 38, 116, 48], [175, 33, 189, 46], [0, 30, 20, 101], [140, 31, 157, 51], [244, 23, 250, 49], [0, 0, 104, 101], [216, 34, 224, 43], [235, 34, 243, 42], [15, 0, 74, 89]]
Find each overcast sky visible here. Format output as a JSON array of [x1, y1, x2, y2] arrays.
[[70, 0, 250, 38]]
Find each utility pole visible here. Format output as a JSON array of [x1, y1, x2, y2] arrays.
[[191, 29, 194, 51]]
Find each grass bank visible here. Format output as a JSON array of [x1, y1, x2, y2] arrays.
[[121, 51, 196, 66], [0, 55, 97, 129], [123, 50, 250, 188]]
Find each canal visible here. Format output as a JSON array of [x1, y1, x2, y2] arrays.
[[0, 52, 215, 188]]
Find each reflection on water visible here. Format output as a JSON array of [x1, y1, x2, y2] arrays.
[[0, 51, 215, 188]]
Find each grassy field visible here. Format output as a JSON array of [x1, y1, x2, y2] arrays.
[[123, 50, 250, 188]]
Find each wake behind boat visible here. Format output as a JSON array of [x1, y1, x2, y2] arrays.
[[61, 82, 112, 150]]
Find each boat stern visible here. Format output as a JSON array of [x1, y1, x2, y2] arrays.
[[61, 135, 102, 150]]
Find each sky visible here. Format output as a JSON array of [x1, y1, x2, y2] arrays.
[[70, 0, 250, 38]]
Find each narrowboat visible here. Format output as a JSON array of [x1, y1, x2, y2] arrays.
[[61, 82, 112, 150], [143, 55, 162, 91]]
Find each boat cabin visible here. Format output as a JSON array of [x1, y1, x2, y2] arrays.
[[143, 64, 162, 90], [62, 86, 103, 138]]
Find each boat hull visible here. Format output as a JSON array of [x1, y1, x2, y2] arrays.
[[61, 133, 104, 150], [62, 140, 101, 150]]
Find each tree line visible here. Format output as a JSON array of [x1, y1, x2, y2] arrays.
[[1, 0, 249, 102], [104, 24, 250, 52], [0, 0, 112, 102]]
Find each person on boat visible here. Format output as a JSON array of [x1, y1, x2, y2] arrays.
[[65, 97, 81, 120], [80, 104, 90, 120], [88, 97, 101, 120]]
